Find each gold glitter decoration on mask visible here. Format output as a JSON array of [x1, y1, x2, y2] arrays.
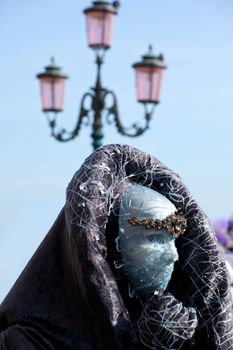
[[128, 209, 187, 238]]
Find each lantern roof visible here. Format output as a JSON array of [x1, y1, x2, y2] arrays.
[[84, 1, 119, 15], [37, 57, 68, 79], [132, 45, 167, 69]]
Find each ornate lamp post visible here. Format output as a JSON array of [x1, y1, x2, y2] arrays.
[[37, 1, 166, 150]]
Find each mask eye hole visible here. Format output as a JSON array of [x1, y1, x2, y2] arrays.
[[147, 233, 165, 243]]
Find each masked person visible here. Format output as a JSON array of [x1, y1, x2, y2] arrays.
[[0, 144, 232, 350]]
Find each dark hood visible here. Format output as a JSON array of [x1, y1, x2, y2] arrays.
[[0, 144, 232, 349]]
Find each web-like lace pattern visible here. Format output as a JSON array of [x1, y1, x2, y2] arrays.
[[66, 144, 233, 350]]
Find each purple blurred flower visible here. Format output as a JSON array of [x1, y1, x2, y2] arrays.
[[228, 220, 233, 237], [213, 219, 229, 247], [226, 252, 233, 268]]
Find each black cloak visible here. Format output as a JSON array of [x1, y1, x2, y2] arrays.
[[0, 144, 232, 349]]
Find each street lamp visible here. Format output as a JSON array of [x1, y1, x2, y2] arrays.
[[37, 1, 166, 150]]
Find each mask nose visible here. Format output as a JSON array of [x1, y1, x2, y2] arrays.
[[163, 242, 178, 264]]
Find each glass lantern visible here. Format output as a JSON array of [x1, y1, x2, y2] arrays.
[[37, 58, 68, 112], [84, 1, 118, 50], [132, 46, 166, 104]]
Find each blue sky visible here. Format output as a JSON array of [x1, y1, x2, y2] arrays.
[[0, 0, 233, 301]]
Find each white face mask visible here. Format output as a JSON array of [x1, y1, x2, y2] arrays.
[[118, 185, 179, 296]]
